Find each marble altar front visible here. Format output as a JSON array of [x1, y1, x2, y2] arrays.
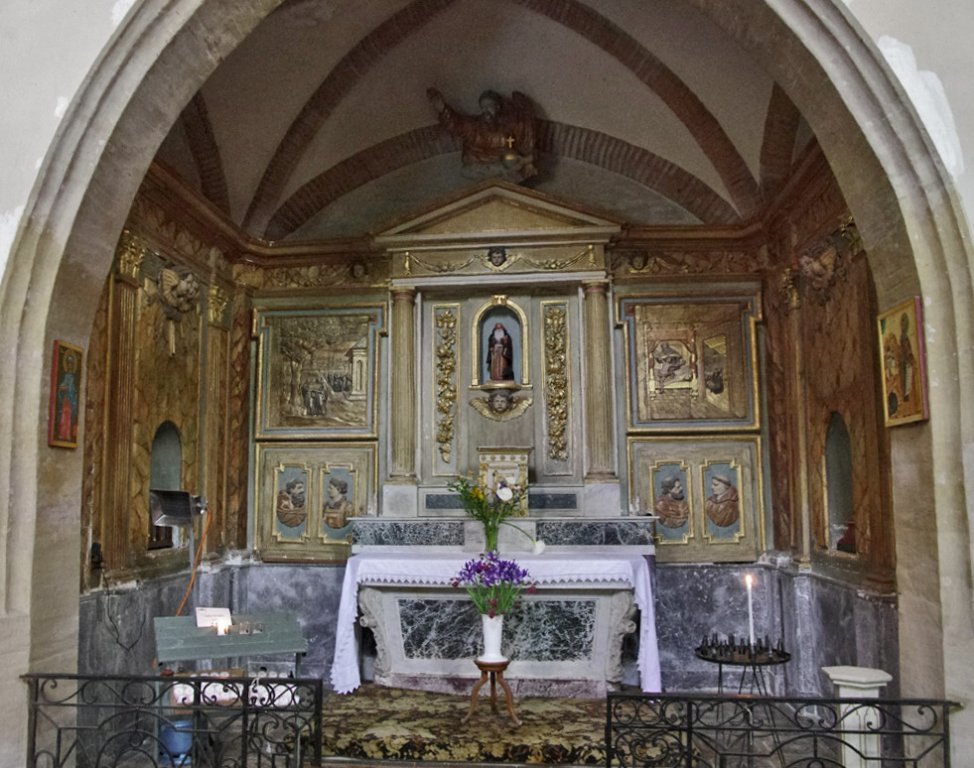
[[331, 550, 660, 697]]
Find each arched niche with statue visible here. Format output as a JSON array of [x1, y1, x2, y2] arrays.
[[472, 297, 529, 389]]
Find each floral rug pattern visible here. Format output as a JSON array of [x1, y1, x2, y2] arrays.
[[321, 684, 606, 764]]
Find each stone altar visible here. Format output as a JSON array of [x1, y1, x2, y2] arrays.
[[331, 551, 660, 697]]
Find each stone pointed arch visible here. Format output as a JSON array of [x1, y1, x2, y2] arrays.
[[0, 1, 972, 763], [690, 0, 974, 737], [0, 1, 284, 760]]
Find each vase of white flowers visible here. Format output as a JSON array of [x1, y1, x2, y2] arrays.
[[449, 476, 543, 553]]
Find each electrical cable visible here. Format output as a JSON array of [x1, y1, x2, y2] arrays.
[[175, 507, 212, 617]]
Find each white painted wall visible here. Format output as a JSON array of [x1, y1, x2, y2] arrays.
[[0, 1, 126, 278], [842, 0, 974, 238]]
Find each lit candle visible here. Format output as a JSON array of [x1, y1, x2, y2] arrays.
[[745, 574, 755, 647]]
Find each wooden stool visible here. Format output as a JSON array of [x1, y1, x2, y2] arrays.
[[462, 658, 521, 726]]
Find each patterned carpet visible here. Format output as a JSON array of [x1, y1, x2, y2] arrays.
[[321, 684, 606, 764]]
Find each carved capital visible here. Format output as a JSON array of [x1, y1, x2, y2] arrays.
[[208, 284, 229, 326], [780, 268, 801, 312], [582, 280, 609, 296], [116, 230, 147, 281]]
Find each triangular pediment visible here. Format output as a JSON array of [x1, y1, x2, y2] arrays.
[[374, 180, 622, 250]]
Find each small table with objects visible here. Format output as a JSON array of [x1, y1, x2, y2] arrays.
[[695, 637, 791, 767], [463, 658, 521, 726], [694, 637, 790, 696]]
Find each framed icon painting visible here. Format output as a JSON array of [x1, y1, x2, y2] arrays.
[[877, 296, 929, 427], [48, 340, 84, 448]]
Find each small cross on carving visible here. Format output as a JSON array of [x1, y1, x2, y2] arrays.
[[505, 135, 516, 149]]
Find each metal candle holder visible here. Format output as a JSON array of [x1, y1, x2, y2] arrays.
[[694, 633, 790, 665]]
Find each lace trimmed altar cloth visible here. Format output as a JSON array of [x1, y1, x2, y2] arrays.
[[330, 551, 661, 694]]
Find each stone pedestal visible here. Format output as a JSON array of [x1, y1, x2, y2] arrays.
[[822, 665, 893, 768]]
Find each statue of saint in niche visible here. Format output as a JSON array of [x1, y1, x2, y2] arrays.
[[427, 88, 538, 182], [486, 322, 515, 382]]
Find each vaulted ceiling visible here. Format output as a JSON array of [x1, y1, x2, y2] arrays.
[[155, 0, 815, 244]]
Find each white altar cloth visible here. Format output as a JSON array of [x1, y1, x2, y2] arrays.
[[330, 551, 661, 694]]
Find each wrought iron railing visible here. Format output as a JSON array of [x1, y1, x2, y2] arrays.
[[606, 693, 958, 767], [23, 672, 322, 767]]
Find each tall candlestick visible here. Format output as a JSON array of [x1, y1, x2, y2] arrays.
[[745, 573, 755, 647]]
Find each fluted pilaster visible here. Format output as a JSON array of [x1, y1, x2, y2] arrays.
[[389, 288, 417, 480], [103, 233, 143, 569], [582, 281, 615, 480]]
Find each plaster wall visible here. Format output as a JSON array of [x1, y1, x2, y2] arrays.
[[0, 2, 119, 275], [844, 0, 974, 233]]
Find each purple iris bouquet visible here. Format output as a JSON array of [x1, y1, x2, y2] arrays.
[[452, 551, 535, 617]]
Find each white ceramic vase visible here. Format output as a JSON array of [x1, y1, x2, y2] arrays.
[[479, 614, 507, 662]]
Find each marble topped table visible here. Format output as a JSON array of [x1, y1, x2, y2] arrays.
[[330, 550, 661, 694]]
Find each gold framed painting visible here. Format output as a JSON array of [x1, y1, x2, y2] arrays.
[[616, 290, 761, 432], [254, 305, 385, 439], [628, 435, 764, 562], [254, 442, 376, 562], [877, 296, 928, 427]]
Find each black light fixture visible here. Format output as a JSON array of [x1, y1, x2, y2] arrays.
[[149, 489, 206, 527]]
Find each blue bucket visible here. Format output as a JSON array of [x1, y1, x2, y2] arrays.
[[159, 717, 193, 763]]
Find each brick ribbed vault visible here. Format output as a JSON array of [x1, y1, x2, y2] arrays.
[[243, 0, 460, 234], [181, 92, 230, 216], [760, 85, 802, 200], [264, 120, 740, 239], [231, 0, 766, 239]]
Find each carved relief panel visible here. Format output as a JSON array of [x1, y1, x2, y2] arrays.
[[616, 288, 762, 433]]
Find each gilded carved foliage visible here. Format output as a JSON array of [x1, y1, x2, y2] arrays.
[[236, 260, 390, 291], [433, 307, 459, 463], [208, 284, 230, 327], [610, 248, 769, 278], [542, 302, 569, 462], [129, 195, 232, 282], [116, 230, 147, 280], [130, 277, 202, 552], [401, 245, 601, 278]]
